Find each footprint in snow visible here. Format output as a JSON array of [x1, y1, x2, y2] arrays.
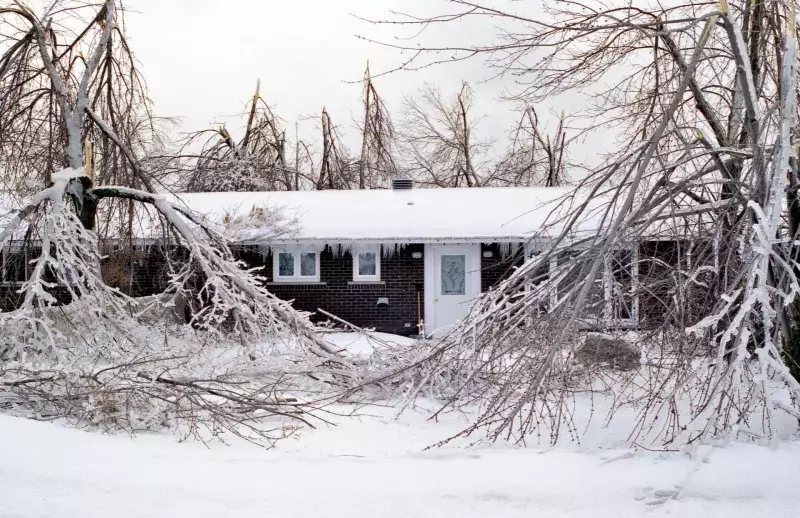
[[633, 486, 680, 506]]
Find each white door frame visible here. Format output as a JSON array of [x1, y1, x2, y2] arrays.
[[423, 243, 481, 336]]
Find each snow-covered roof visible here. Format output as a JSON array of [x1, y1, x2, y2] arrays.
[[169, 187, 574, 244], [2, 184, 710, 247]]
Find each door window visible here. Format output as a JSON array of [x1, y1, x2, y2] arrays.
[[441, 255, 466, 295]]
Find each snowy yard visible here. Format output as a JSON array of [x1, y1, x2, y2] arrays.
[[2, 333, 800, 517], [2, 397, 800, 517]]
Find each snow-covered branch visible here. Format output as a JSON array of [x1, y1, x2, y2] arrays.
[[0, 168, 360, 446], [363, 1, 800, 448]]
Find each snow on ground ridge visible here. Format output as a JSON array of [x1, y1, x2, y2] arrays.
[[1, 401, 800, 517], [1, 332, 800, 517]]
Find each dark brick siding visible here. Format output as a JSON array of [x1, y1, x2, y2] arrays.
[[101, 246, 172, 297], [1, 247, 72, 311], [480, 243, 524, 292], [1, 244, 177, 312], [235, 244, 426, 336], [2, 239, 709, 334], [237, 243, 523, 335]]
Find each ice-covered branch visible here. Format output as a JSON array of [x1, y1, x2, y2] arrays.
[[361, 1, 800, 448], [0, 168, 361, 446]]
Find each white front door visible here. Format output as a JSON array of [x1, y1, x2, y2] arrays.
[[426, 244, 481, 335]]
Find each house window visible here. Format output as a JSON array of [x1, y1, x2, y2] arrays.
[[353, 246, 381, 282], [273, 248, 320, 282], [0, 248, 28, 286], [546, 245, 638, 325]]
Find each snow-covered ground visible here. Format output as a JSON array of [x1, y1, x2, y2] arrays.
[[323, 330, 417, 356], [2, 333, 800, 517], [3, 403, 800, 517]]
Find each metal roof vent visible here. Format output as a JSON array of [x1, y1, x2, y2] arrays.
[[392, 177, 414, 190]]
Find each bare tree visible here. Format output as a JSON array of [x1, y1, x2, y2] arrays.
[[317, 108, 357, 189], [0, 0, 359, 445], [364, 1, 800, 446], [356, 62, 397, 188], [397, 82, 489, 187], [492, 106, 569, 187], [180, 80, 297, 192]]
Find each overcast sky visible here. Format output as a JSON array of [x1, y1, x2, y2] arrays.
[[122, 0, 558, 153]]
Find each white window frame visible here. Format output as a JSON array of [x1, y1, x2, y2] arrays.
[[352, 245, 381, 282], [272, 247, 320, 283], [527, 243, 639, 328], [0, 247, 28, 287], [0, 249, 7, 286]]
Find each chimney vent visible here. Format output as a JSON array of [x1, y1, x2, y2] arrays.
[[392, 177, 413, 190]]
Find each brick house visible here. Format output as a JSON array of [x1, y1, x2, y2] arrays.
[[169, 180, 613, 336], [3, 181, 691, 336]]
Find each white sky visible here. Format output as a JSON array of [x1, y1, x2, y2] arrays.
[[123, 0, 609, 162], [123, 0, 535, 152]]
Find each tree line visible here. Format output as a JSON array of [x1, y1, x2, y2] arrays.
[[176, 71, 570, 193]]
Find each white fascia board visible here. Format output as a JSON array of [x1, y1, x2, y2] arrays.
[[242, 236, 532, 246]]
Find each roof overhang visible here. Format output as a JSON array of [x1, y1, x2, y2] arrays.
[[242, 236, 536, 246]]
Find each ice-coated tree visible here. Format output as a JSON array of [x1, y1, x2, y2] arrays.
[[180, 80, 300, 193], [0, 0, 357, 446], [365, 0, 800, 446], [355, 62, 397, 189], [397, 82, 489, 187]]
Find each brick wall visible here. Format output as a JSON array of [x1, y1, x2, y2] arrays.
[[4, 239, 703, 334], [236, 244, 426, 336], [0, 242, 539, 323], [234, 243, 523, 335], [481, 243, 524, 292], [1, 247, 72, 311], [101, 246, 166, 298]]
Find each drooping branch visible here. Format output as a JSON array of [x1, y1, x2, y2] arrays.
[[357, 62, 397, 188], [179, 81, 291, 193], [361, 0, 800, 447]]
